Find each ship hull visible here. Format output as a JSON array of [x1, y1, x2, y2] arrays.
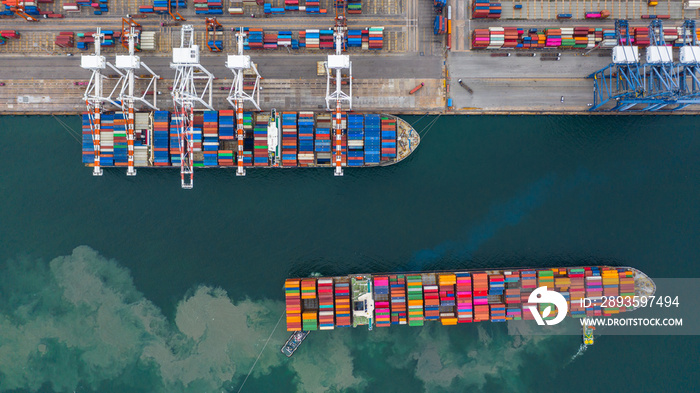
[[284, 266, 655, 331], [81, 111, 419, 170]]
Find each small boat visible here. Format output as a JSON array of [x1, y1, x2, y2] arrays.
[[281, 330, 309, 357], [583, 325, 595, 345]]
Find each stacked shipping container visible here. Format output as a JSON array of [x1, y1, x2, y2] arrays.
[[301, 279, 318, 331], [281, 112, 298, 167], [438, 274, 457, 325], [373, 276, 391, 327], [334, 278, 352, 327], [253, 114, 268, 166], [423, 274, 440, 321], [298, 112, 314, 166], [318, 278, 334, 330], [203, 111, 219, 166], [455, 272, 473, 322], [390, 275, 407, 325], [285, 279, 302, 331], [407, 275, 424, 326], [347, 114, 364, 166]]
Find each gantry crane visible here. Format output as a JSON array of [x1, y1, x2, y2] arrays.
[[1, 0, 38, 22], [169, 0, 185, 21], [170, 25, 215, 189], [81, 28, 124, 176], [587, 20, 643, 111], [121, 17, 141, 52], [115, 23, 160, 176], [206, 18, 224, 52], [642, 19, 679, 110], [325, 3, 351, 176], [226, 27, 262, 176], [675, 20, 700, 109]]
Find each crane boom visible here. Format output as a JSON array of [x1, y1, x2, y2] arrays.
[[170, 25, 215, 189], [226, 27, 262, 176]]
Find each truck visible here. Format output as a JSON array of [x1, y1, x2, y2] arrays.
[[409, 83, 425, 95], [457, 79, 473, 94]]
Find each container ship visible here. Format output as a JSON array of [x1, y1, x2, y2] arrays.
[[81, 110, 420, 171], [283, 266, 655, 332]]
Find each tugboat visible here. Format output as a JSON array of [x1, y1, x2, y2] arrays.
[[281, 330, 309, 357], [583, 325, 595, 345]]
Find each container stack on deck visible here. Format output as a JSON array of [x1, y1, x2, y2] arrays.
[[241, 112, 254, 167], [407, 275, 424, 326], [472, 273, 488, 322], [169, 114, 181, 167], [81, 114, 93, 164], [373, 276, 391, 327], [282, 112, 298, 167], [217, 110, 234, 165], [202, 111, 219, 166], [504, 271, 522, 321], [314, 113, 331, 165], [347, 114, 364, 166], [153, 111, 170, 166], [285, 279, 302, 331], [253, 114, 268, 166], [423, 275, 440, 321], [84, 111, 411, 170], [602, 268, 620, 316], [586, 268, 603, 316], [438, 274, 457, 325], [455, 273, 473, 322], [318, 278, 334, 330], [112, 113, 127, 166], [301, 279, 318, 331], [380, 116, 396, 162], [282, 267, 646, 331], [390, 275, 407, 324], [298, 112, 314, 166], [99, 114, 114, 167], [334, 278, 352, 327]]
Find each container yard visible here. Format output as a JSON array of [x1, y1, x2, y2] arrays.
[[0, 0, 700, 116], [284, 266, 657, 332]]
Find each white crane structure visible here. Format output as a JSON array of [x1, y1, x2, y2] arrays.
[[170, 24, 215, 189], [81, 28, 123, 176], [226, 27, 262, 176], [325, 28, 351, 176], [115, 26, 160, 176]]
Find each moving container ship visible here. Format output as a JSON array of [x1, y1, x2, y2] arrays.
[[81, 110, 420, 169], [284, 266, 656, 331]]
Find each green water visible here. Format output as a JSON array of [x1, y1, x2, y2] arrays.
[[0, 115, 698, 392]]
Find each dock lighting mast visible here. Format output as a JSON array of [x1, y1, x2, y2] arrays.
[[326, 4, 351, 176], [642, 19, 678, 110], [115, 24, 160, 176], [676, 20, 700, 109], [587, 20, 643, 111], [226, 27, 262, 176], [170, 24, 215, 189], [81, 28, 123, 176]]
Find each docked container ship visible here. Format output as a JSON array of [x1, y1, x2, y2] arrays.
[[284, 266, 655, 331], [81, 110, 420, 169]]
